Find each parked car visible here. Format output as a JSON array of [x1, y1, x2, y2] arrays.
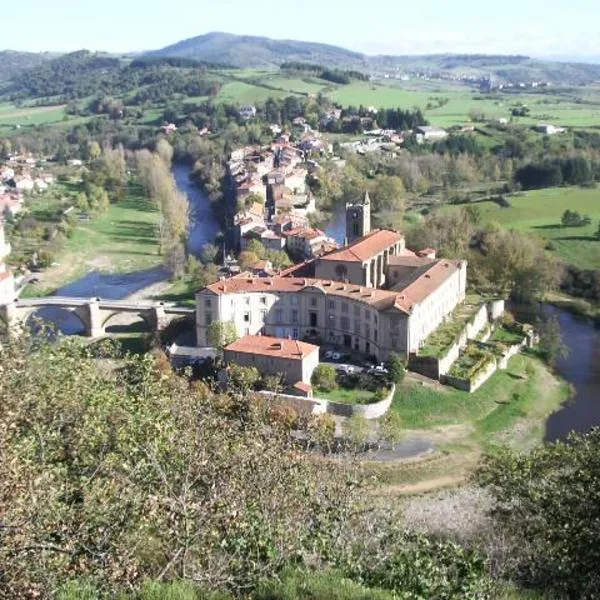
[[368, 364, 388, 376], [324, 350, 334, 360], [335, 364, 356, 374], [331, 352, 341, 361]]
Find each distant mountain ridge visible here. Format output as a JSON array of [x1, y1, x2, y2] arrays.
[[146, 31, 364, 69], [147, 32, 600, 84]]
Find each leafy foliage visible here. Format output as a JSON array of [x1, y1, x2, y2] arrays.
[[476, 429, 600, 598], [0, 336, 358, 596]]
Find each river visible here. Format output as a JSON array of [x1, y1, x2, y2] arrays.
[[543, 306, 600, 441]]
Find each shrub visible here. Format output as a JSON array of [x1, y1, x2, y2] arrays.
[[312, 364, 338, 392], [385, 352, 406, 385]]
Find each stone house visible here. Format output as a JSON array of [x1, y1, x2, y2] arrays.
[[224, 335, 319, 386]]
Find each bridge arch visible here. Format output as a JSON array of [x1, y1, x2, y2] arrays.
[[22, 306, 89, 336], [101, 310, 154, 334]]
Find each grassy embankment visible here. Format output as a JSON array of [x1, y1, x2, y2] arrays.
[[369, 353, 571, 495], [21, 182, 162, 297]]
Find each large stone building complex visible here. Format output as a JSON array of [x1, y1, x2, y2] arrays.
[[196, 257, 466, 361], [197, 193, 468, 364]]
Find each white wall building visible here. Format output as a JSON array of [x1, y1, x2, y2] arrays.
[[0, 220, 15, 304], [196, 259, 467, 361]]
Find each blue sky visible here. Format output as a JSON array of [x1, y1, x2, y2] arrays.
[[3, 0, 599, 59]]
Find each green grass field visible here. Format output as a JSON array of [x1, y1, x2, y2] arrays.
[[459, 187, 600, 269], [24, 182, 162, 296], [0, 103, 68, 127], [392, 353, 570, 448]]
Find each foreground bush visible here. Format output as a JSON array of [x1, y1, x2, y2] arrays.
[[0, 337, 357, 596], [0, 335, 495, 598]]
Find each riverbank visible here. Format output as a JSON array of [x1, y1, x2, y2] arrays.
[[21, 182, 163, 298], [545, 291, 600, 323], [367, 352, 571, 496]]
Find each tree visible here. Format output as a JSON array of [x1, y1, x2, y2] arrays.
[[379, 411, 403, 447], [476, 429, 600, 598], [537, 312, 568, 366], [264, 249, 291, 270], [596, 222, 600, 239], [384, 352, 406, 385], [0, 335, 360, 596], [86, 140, 101, 161], [561, 209, 591, 228], [343, 414, 370, 449], [472, 229, 562, 303], [369, 175, 405, 215], [135, 149, 189, 275], [207, 320, 238, 350], [100, 144, 127, 202], [228, 363, 261, 394], [238, 250, 259, 270], [312, 364, 338, 392], [245, 240, 266, 260], [262, 373, 285, 393], [75, 191, 89, 211], [156, 138, 174, 166], [201, 242, 219, 265]]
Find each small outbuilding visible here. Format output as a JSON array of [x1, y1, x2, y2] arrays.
[[224, 335, 319, 385]]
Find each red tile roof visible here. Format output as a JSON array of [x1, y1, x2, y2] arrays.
[[293, 381, 313, 393], [394, 260, 464, 313], [201, 259, 464, 315], [318, 229, 404, 263], [225, 335, 318, 360]]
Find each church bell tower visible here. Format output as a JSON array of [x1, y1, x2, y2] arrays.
[[345, 191, 371, 244]]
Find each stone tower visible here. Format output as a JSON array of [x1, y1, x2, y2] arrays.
[[345, 191, 371, 244]]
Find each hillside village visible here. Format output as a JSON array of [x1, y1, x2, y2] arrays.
[[0, 154, 58, 217]]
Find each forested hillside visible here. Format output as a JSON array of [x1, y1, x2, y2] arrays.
[[0, 50, 55, 83], [5, 51, 221, 101]]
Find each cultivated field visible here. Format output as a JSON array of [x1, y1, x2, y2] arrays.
[[0, 103, 67, 128]]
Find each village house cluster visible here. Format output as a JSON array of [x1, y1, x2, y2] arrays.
[[0, 153, 57, 218], [230, 120, 338, 261], [196, 194, 467, 394]]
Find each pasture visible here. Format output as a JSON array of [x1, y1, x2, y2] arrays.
[[0, 103, 67, 128], [461, 187, 600, 269]]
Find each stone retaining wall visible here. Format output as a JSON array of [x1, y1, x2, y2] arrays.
[[409, 300, 506, 382], [258, 385, 395, 420], [442, 358, 498, 393], [441, 338, 526, 393]]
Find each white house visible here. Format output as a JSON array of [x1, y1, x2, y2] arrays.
[[534, 123, 565, 135], [239, 105, 257, 120], [14, 177, 34, 192], [414, 126, 448, 142]]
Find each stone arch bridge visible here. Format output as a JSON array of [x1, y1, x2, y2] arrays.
[[0, 297, 195, 338]]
